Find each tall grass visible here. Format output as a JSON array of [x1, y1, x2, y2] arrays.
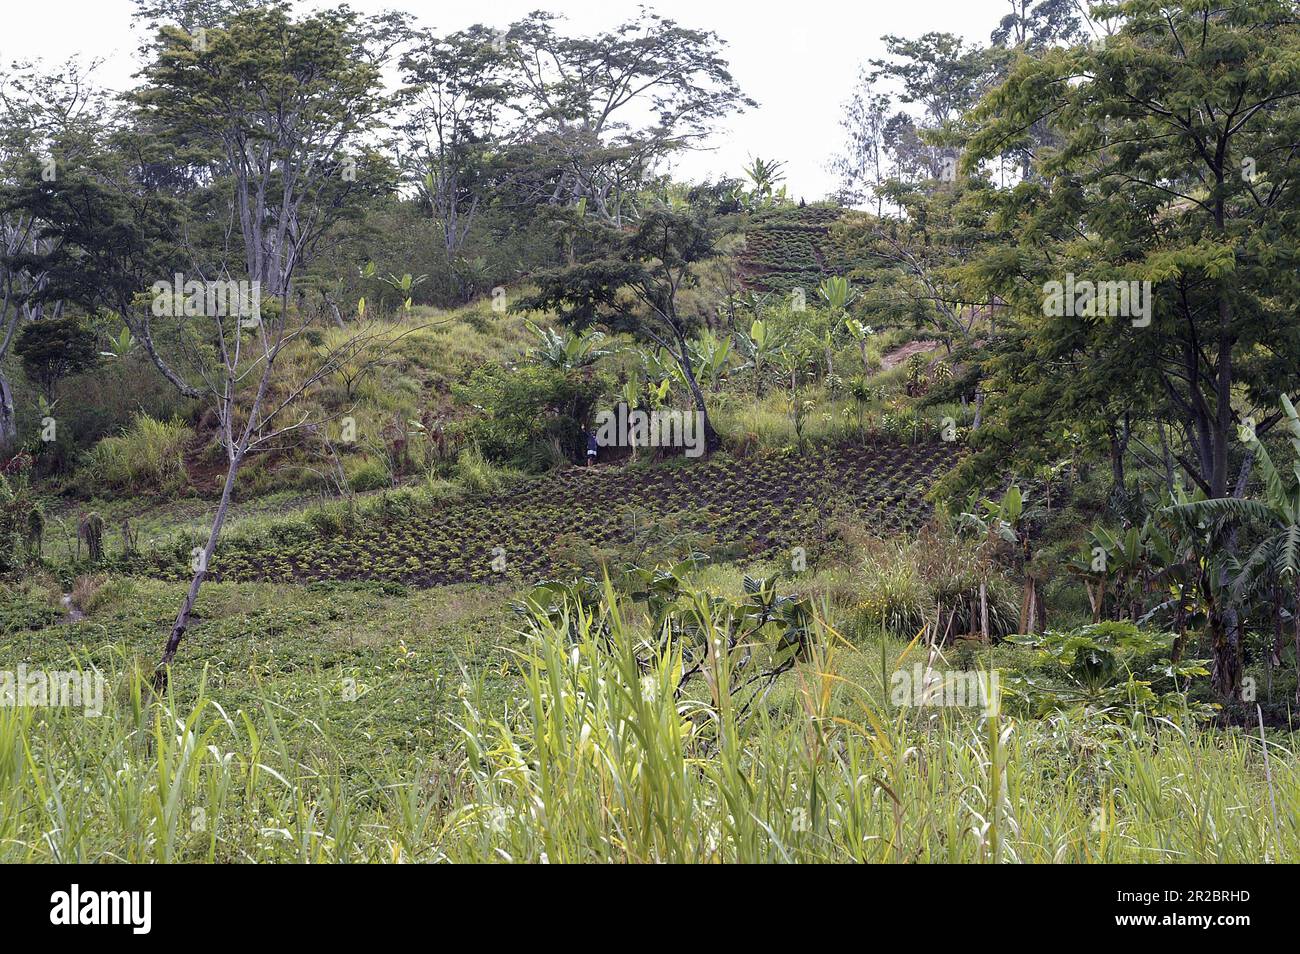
[[82, 415, 190, 495], [2, 616, 1296, 862], [446, 602, 1300, 862]]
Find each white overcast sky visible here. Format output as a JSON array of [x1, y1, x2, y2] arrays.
[[1, 0, 1013, 200]]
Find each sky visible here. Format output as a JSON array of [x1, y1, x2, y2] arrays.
[[0, 0, 1013, 200]]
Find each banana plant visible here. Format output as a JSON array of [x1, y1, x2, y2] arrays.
[[638, 346, 686, 392], [738, 156, 787, 209], [1172, 395, 1300, 700], [818, 276, 858, 313], [844, 316, 874, 374], [526, 322, 611, 371], [615, 373, 667, 462], [958, 486, 1024, 548], [959, 485, 1045, 635], [379, 272, 427, 313], [733, 318, 778, 396], [99, 327, 137, 359], [1082, 525, 1152, 622], [690, 330, 734, 392]]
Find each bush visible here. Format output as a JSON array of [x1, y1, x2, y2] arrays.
[[82, 415, 190, 495], [14, 315, 100, 402], [0, 469, 43, 573], [451, 363, 603, 469], [853, 557, 929, 638], [347, 457, 391, 492], [1004, 621, 1213, 719]]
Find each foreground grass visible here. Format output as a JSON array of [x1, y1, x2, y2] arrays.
[[2, 585, 1295, 863]]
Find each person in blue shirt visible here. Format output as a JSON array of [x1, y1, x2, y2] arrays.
[[586, 431, 598, 466]]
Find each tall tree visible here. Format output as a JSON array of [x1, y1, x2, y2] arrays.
[[0, 60, 104, 449], [135, 4, 401, 302], [501, 10, 755, 223], [399, 26, 517, 299], [962, 0, 1300, 695], [515, 207, 723, 452]]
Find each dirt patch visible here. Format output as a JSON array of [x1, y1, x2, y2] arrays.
[[881, 340, 941, 371]]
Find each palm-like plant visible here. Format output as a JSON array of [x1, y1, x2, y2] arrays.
[[1173, 395, 1300, 700], [738, 156, 787, 209], [733, 318, 778, 396], [844, 317, 874, 374], [817, 276, 858, 313], [690, 330, 735, 392], [379, 271, 428, 313], [526, 321, 611, 371], [99, 326, 137, 360]]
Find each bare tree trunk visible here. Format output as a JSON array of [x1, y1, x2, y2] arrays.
[[154, 349, 276, 688], [980, 582, 989, 641], [671, 323, 720, 454], [0, 371, 16, 454], [153, 443, 243, 689]]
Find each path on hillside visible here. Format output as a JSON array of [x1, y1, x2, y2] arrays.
[[880, 340, 942, 370]]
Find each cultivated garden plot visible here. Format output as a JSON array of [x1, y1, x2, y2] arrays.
[[114, 443, 953, 587]]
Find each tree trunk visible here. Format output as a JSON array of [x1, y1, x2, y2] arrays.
[[0, 371, 16, 455], [153, 446, 244, 690], [1208, 452, 1255, 700], [980, 582, 989, 641], [672, 324, 720, 454], [1293, 581, 1300, 707]]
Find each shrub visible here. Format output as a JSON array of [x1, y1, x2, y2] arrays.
[[0, 470, 43, 573], [451, 363, 603, 469], [854, 559, 929, 638], [347, 457, 391, 492], [452, 446, 517, 494], [14, 315, 100, 402], [1004, 621, 1213, 720]]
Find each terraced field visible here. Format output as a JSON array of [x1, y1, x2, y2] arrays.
[[737, 204, 860, 293], [118, 442, 955, 587]]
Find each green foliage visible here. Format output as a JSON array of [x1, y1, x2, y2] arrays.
[[854, 559, 929, 637], [525, 322, 611, 371], [451, 363, 603, 469], [817, 275, 858, 313], [82, 415, 190, 495], [1005, 622, 1213, 721], [0, 468, 43, 572], [14, 316, 101, 401], [115, 445, 952, 588]]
